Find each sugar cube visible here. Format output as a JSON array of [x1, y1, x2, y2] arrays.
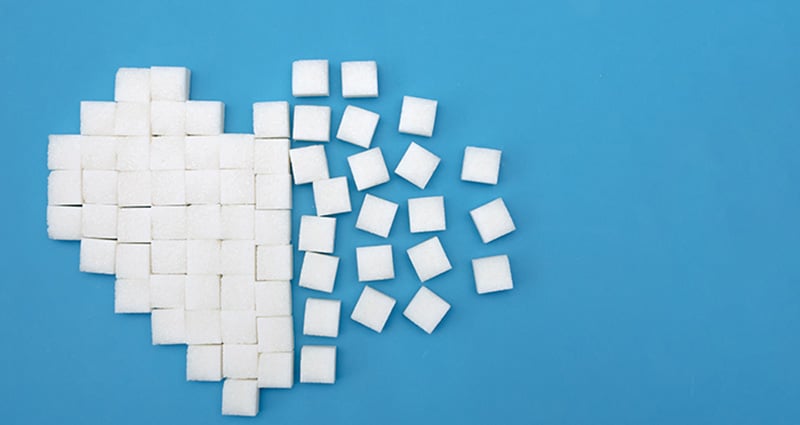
[[185, 275, 220, 310], [292, 59, 329, 97], [256, 245, 293, 281], [117, 207, 151, 243], [81, 204, 117, 239], [292, 105, 331, 142], [258, 352, 293, 389], [48, 135, 81, 170], [255, 281, 292, 317], [150, 275, 186, 309], [151, 308, 186, 345], [219, 134, 255, 169], [254, 210, 291, 245], [186, 344, 221, 381], [116, 136, 150, 171], [80, 101, 116, 136], [82, 169, 118, 205], [221, 275, 256, 310], [472, 254, 513, 294], [185, 101, 224, 135], [150, 66, 190, 102], [221, 310, 257, 344], [298, 215, 336, 253], [221, 205, 255, 240], [185, 170, 220, 204], [406, 236, 452, 282], [336, 105, 380, 148], [115, 68, 150, 102], [355, 245, 395, 282], [115, 243, 150, 279], [341, 61, 378, 98], [298, 252, 339, 294], [46, 206, 82, 240], [185, 310, 222, 344], [150, 240, 187, 274], [150, 136, 186, 170], [461, 146, 502, 185], [403, 286, 451, 334], [253, 101, 290, 138], [187, 204, 221, 239], [395, 142, 440, 189], [150, 170, 186, 205], [48, 170, 82, 205], [220, 240, 255, 275], [347, 147, 390, 191], [221, 379, 259, 417], [303, 298, 341, 338], [151, 206, 187, 240], [187, 240, 220, 275], [150, 101, 186, 136], [398, 96, 438, 137], [80, 238, 116, 274], [184, 136, 220, 169], [408, 196, 446, 233], [117, 171, 151, 207], [114, 102, 150, 136], [220, 170, 255, 204], [255, 174, 292, 209], [114, 278, 150, 314], [300, 345, 336, 384], [223, 344, 258, 378], [312, 177, 352, 216], [257, 316, 294, 353], [355, 194, 398, 238], [469, 198, 516, 243], [81, 136, 117, 170], [289, 144, 329, 184], [254, 138, 290, 174], [350, 285, 395, 333]]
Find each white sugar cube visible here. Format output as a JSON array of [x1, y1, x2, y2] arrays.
[[254, 138, 290, 174], [46, 206, 82, 240], [472, 254, 513, 294], [398, 96, 438, 137], [150, 136, 185, 170], [48, 135, 81, 170], [300, 345, 336, 384], [341, 61, 378, 98], [255, 174, 292, 209], [187, 204, 221, 239], [221, 310, 257, 344], [115, 243, 150, 279], [348, 148, 390, 191], [303, 298, 341, 338], [355, 194, 398, 238], [48, 170, 82, 205], [258, 352, 293, 388], [289, 144, 329, 184], [117, 207, 151, 242], [221, 275, 256, 310], [257, 316, 294, 353], [81, 204, 117, 239], [395, 142, 440, 189], [116, 136, 150, 171], [221, 205, 255, 240], [253, 101, 290, 138], [220, 170, 255, 204], [220, 240, 255, 275], [356, 245, 395, 282], [82, 170, 118, 204], [219, 134, 255, 169], [406, 236, 452, 282], [298, 215, 336, 253], [185, 275, 220, 310], [292, 59, 329, 97], [151, 206, 187, 240], [187, 240, 220, 275], [336, 105, 380, 148], [256, 245, 293, 281], [408, 196, 446, 233], [150, 170, 186, 205], [298, 252, 339, 293], [254, 210, 291, 245], [185, 170, 220, 204], [80, 101, 116, 136], [150, 275, 186, 309], [185, 309, 222, 344], [403, 286, 451, 334], [150, 101, 186, 136], [184, 136, 219, 169], [292, 105, 331, 142], [81, 136, 117, 170], [350, 285, 395, 333], [461, 146, 502, 185], [114, 278, 150, 314], [185, 101, 224, 135], [223, 344, 258, 378], [312, 176, 351, 216], [150, 240, 187, 274], [117, 171, 151, 207], [221, 379, 259, 417], [114, 102, 150, 136], [469, 198, 516, 243], [115, 68, 150, 102], [186, 344, 221, 381], [80, 238, 116, 274], [255, 281, 292, 317], [150, 66, 190, 102], [151, 308, 186, 345]]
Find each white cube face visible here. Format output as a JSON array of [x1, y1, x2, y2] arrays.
[[469, 197, 516, 243], [298, 215, 336, 254], [151, 308, 186, 345], [150, 275, 186, 309], [336, 105, 380, 148], [117, 171, 151, 207], [255, 174, 292, 210], [289, 144, 329, 184], [461, 146, 502, 185], [115, 68, 151, 103], [221, 275, 256, 310], [114, 102, 150, 136], [254, 210, 291, 245], [48, 135, 82, 170], [151, 206, 187, 240], [150, 66, 190, 102], [408, 196, 446, 233], [219, 134, 255, 170], [220, 170, 255, 205], [298, 252, 339, 293], [253, 101, 290, 138], [151, 171, 186, 206], [221, 311, 257, 344], [48, 170, 82, 205], [356, 245, 395, 282], [185, 309, 222, 345], [221, 205, 255, 240], [312, 176, 352, 216], [292, 59, 329, 97], [115, 278, 150, 314], [341, 61, 378, 98], [256, 245, 293, 281], [254, 138, 290, 174], [185, 136, 220, 170], [81, 136, 117, 170], [116, 136, 150, 171], [406, 236, 452, 282], [221, 379, 259, 417], [187, 204, 221, 239], [355, 194, 398, 238], [257, 316, 294, 353], [81, 204, 118, 239], [350, 285, 396, 333], [185, 275, 220, 310], [292, 105, 331, 142], [347, 147, 390, 191], [403, 286, 451, 334], [186, 344, 221, 381], [258, 352, 294, 388], [82, 170, 118, 205], [117, 207, 151, 242], [255, 281, 292, 317], [223, 343, 258, 378], [187, 240, 221, 275], [395, 142, 441, 189], [151, 240, 187, 274], [80, 102, 116, 136], [303, 298, 341, 337], [115, 243, 150, 279], [150, 101, 186, 136], [472, 254, 513, 294], [47, 206, 82, 240], [300, 345, 336, 384], [186, 169, 221, 206], [185, 101, 224, 136], [220, 240, 256, 275], [398, 96, 438, 137]]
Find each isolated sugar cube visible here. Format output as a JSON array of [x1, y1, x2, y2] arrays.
[[258, 352, 293, 388], [461, 146, 502, 185], [150, 101, 186, 136], [186, 344, 222, 382], [303, 298, 341, 338], [300, 345, 336, 384], [47, 206, 82, 240], [289, 144, 329, 184], [469, 197, 516, 243], [150, 136, 186, 170], [80, 238, 116, 274], [82, 169, 118, 204], [223, 344, 258, 378], [180, 169, 220, 203], [395, 142, 441, 189], [257, 316, 294, 353], [221, 379, 259, 417], [220, 240, 256, 275], [115, 243, 150, 279], [81, 204, 118, 239], [298, 252, 339, 294], [356, 245, 395, 282], [347, 147, 390, 191], [220, 170, 255, 205], [398, 96, 438, 137], [312, 176, 352, 216], [406, 236, 452, 282], [185, 101, 224, 135], [81, 136, 117, 170], [253, 101, 290, 138], [115, 67, 150, 102], [292, 59, 329, 97], [472, 254, 513, 294], [255, 281, 292, 317], [187, 204, 221, 239], [150, 66, 191, 102], [117, 171, 151, 207], [150, 240, 187, 274], [186, 240, 221, 275], [408, 196, 446, 233], [150, 171, 186, 206], [221, 275, 256, 310], [255, 174, 292, 210], [184, 136, 220, 169], [219, 134, 255, 169], [256, 245, 293, 281], [80, 101, 116, 136], [117, 207, 151, 243], [150, 275, 186, 309], [336, 105, 380, 148], [114, 278, 150, 314], [185, 310, 222, 344], [355, 194, 398, 238], [221, 205, 255, 240], [351, 286, 395, 333], [254, 138, 290, 174], [116, 137, 150, 172], [185, 275, 220, 310], [114, 102, 150, 136], [254, 210, 291, 245], [293, 105, 331, 142], [298, 215, 336, 253], [48, 170, 82, 205], [151, 206, 187, 240], [341, 61, 378, 98], [403, 286, 451, 334], [151, 308, 186, 345], [48, 135, 81, 170]]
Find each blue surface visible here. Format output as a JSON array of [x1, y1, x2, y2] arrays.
[[1, 0, 800, 423]]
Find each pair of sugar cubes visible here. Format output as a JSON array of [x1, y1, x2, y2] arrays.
[[350, 284, 451, 334]]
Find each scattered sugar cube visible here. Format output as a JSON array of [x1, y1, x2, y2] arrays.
[[408, 196, 446, 233], [81, 136, 117, 170], [472, 254, 513, 294], [115, 68, 150, 102], [355, 194, 398, 238], [221, 310, 257, 344], [186, 344, 221, 381], [48, 170, 82, 205], [114, 278, 150, 314], [185, 275, 220, 310], [187, 204, 221, 239], [114, 102, 150, 136], [347, 147, 390, 191], [150, 66, 190, 102], [257, 316, 294, 352], [117, 207, 151, 243], [256, 245, 293, 281], [221, 379, 259, 417], [395, 142, 440, 189], [150, 275, 186, 309], [292, 59, 329, 97], [220, 240, 256, 275], [151, 308, 186, 345], [253, 101, 290, 138], [115, 243, 150, 279], [469, 198, 516, 243], [220, 170, 255, 204], [221, 205, 255, 240], [185, 101, 224, 135], [223, 344, 258, 378], [221, 275, 256, 310], [187, 240, 221, 275], [254, 210, 291, 245], [80, 238, 116, 274], [312, 177, 352, 216], [150, 240, 187, 274], [151, 206, 187, 240], [117, 171, 151, 207], [219, 134, 255, 169], [184, 136, 220, 169], [258, 352, 293, 388], [350, 285, 395, 333], [82, 170, 118, 204], [254, 138, 290, 174], [406, 236, 452, 282], [403, 286, 451, 334], [46, 206, 82, 240], [300, 345, 336, 384], [461, 146, 502, 185], [80, 101, 116, 136], [289, 144, 329, 184], [336, 105, 380, 148], [255, 281, 292, 317], [298, 252, 339, 293], [303, 298, 341, 338], [341, 61, 378, 98], [298, 215, 336, 254], [150, 170, 186, 205], [116, 137, 150, 171], [48, 135, 82, 170], [398, 96, 438, 137], [255, 174, 292, 209], [81, 204, 117, 239], [185, 310, 222, 344], [150, 101, 186, 136], [356, 245, 395, 282], [293, 105, 331, 142]]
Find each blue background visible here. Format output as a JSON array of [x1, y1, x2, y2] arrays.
[[1, 0, 799, 423]]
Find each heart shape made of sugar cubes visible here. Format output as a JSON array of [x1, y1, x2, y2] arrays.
[[45, 62, 517, 417]]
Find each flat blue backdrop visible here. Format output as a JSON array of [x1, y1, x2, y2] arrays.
[[1, 0, 799, 423]]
